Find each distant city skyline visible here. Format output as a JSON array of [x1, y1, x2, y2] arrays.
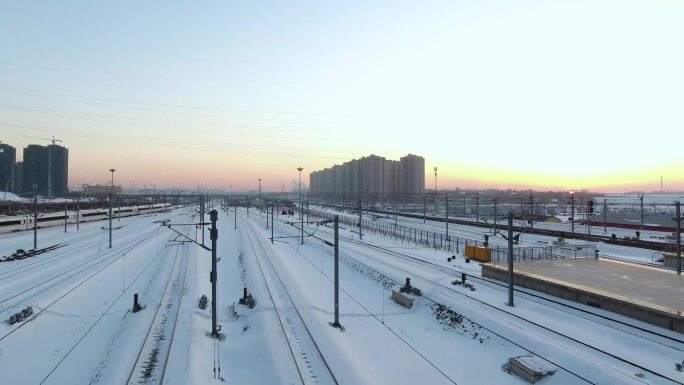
[[1, 1, 682, 193]]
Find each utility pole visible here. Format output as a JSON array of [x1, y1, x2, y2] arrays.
[[109, 168, 116, 248], [394, 200, 398, 230], [603, 198, 607, 234], [358, 199, 362, 240], [109, 191, 113, 248], [297, 167, 303, 221], [639, 194, 644, 231], [47, 145, 52, 198], [674, 202, 682, 276], [271, 202, 274, 244], [331, 215, 341, 329], [33, 184, 37, 249], [587, 201, 591, 236], [570, 192, 575, 235], [494, 198, 498, 233], [200, 195, 205, 246], [266, 200, 269, 229], [445, 193, 449, 241], [210, 210, 220, 338], [64, 200, 67, 232], [529, 194, 534, 230], [300, 196, 304, 245], [507, 213, 514, 307]]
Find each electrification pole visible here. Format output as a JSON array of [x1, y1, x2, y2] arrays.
[[358, 199, 363, 240], [570, 192, 575, 235], [210, 210, 219, 337], [331, 215, 341, 329], [33, 184, 37, 249], [200, 195, 205, 246], [445, 193, 449, 241], [109, 191, 113, 248], [675, 201, 681, 276], [109, 168, 116, 248], [64, 200, 67, 232], [298, 167, 303, 221], [494, 198, 498, 233], [507, 213, 514, 307], [640, 194, 644, 231], [603, 198, 607, 234]]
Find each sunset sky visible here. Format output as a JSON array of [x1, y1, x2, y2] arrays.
[[1, 1, 682, 193]]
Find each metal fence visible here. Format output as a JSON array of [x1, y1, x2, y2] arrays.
[[489, 243, 596, 263], [305, 208, 596, 262]]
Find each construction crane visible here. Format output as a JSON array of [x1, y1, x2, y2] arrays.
[[19, 135, 63, 145], [18, 135, 63, 197]]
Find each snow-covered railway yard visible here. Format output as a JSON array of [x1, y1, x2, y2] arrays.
[[1, 205, 682, 384]]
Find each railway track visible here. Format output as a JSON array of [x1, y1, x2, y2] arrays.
[[243, 217, 338, 385], [0, 217, 160, 282], [0, 218, 174, 342], [315, 205, 676, 252], [329, 231, 684, 347], [126, 241, 188, 385], [308, 208, 673, 272], [30, 226, 178, 385], [306, 224, 684, 384]]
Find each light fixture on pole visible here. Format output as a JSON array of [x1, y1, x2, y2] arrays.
[[434, 166, 438, 192]]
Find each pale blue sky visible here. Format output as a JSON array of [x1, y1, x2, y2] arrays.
[[1, 1, 682, 191]]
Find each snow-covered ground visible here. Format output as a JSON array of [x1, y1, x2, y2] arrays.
[[0, 203, 682, 384]]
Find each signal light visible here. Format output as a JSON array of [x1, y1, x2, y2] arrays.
[[589, 200, 594, 214]]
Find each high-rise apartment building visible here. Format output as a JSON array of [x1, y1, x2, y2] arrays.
[[310, 153, 425, 200], [0, 143, 16, 192], [22, 144, 69, 196], [400, 154, 425, 195], [13, 162, 23, 194]]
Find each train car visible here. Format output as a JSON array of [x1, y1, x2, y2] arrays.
[[0, 216, 31, 232], [35, 212, 74, 229], [79, 207, 110, 223], [0, 203, 173, 234]]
